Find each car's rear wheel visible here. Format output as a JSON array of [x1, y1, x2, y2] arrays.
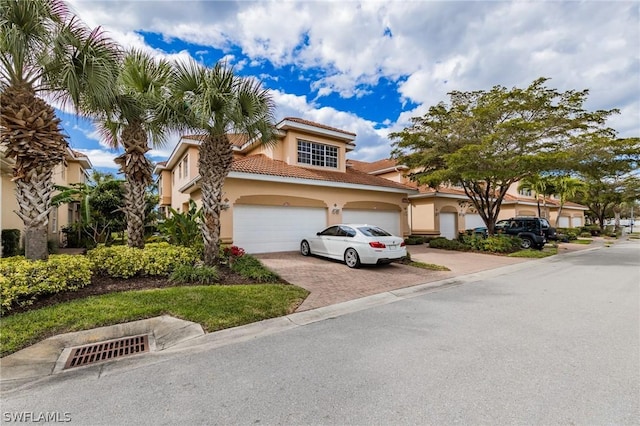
[[520, 237, 533, 249], [300, 240, 311, 256], [344, 248, 361, 268]]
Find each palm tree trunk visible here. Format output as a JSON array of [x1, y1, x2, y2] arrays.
[[199, 135, 233, 266], [14, 167, 55, 260], [1, 86, 67, 260], [115, 121, 152, 249]]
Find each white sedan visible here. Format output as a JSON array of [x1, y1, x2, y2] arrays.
[[300, 224, 407, 268]]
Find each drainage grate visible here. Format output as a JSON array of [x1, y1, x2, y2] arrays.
[[64, 335, 149, 369]]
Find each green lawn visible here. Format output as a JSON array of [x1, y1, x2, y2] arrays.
[[409, 261, 450, 271], [508, 246, 558, 258], [571, 238, 592, 245], [0, 284, 308, 357]]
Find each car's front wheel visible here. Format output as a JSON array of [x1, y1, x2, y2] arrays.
[[300, 240, 311, 256], [344, 248, 361, 268]]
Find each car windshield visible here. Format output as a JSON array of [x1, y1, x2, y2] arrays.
[[358, 226, 392, 237]]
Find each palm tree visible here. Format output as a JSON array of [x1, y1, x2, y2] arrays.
[[172, 60, 276, 265], [0, 0, 120, 259], [519, 175, 555, 218], [552, 176, 584, 227], [96, 50, 177, 248]]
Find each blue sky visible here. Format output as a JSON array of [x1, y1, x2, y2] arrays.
[[61, 0, 639, 174]]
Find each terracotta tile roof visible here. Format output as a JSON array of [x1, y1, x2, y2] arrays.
[[347, 158, 403, 173], [231, 154, 414, 191], [281, 117, 357, 137], [70, 149, 87, 158], [181, 134, 249, 147], [156, 161, 167, 167]]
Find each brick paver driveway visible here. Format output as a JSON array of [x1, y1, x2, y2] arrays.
[[256, 245, 531, 311]]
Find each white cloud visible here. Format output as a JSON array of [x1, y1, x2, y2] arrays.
[[74, 149, 120, 170], [63, 0, 639, 160]]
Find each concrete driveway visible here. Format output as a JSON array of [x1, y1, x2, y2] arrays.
[[257, 244, 532, 311]]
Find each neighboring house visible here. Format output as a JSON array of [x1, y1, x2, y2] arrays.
[[1, 146, 92, 253], [155, 119, 589, 252], [349, 159, 587, 239], [155, 117, 417, 253]]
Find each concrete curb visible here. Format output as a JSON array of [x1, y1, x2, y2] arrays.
[[0, 315, 203, 390]]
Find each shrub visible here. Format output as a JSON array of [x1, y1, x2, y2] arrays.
[[170, 264, 220, 285], [230, 255, 279, 283], [1, 229, 21, 257], [582, 225, 601, 236], [579, 231, 592, 238], [0, 255, 92, 313], [460, 234, 520, 253], [404, 236, 425, 245], [428, 237, 470, 251], [87, 242, 199, 278]]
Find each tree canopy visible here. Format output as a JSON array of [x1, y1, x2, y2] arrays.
[[390, 77, 616, 235]]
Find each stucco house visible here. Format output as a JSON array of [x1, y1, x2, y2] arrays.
[[348, 159, 588, 239], [156, 118, 588, 253], [155, 118, 417, 253], [1, 146, 92, 253]]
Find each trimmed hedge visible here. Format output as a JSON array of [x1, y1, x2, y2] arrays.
[[87, 242, 200, 278], [0, 255, 92, 313], [428, 237, 470, 251]]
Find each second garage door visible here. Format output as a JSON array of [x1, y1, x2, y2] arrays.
[[233, 205, 327, 253], [342, 209, 401, 236]]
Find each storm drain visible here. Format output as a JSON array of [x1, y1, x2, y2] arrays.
[[64, 335, 149, 369]]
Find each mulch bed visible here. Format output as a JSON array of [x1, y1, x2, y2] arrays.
[[6, 267, 267, 316]]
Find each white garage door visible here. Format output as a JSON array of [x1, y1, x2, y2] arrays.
[[439, 212, 457, 240], [465, 214, 486, 230], [233, 205, 326, 253], [571, 217, 583, 228], [342, 209, 401, 236], [558, 216, 570, 228]]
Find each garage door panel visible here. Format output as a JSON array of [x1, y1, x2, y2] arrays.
[[342, 210, 401, 236], [234, 205, 326, 254], [558, 216, 570, 228], [439, 212, 457, 240]]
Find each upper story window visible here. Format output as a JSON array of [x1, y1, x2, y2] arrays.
[[297, 140, 338, 168], [181, 155, 188, 178], [519, 187, 532, 197]]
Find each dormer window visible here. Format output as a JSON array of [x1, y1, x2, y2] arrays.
[[297, 140, 338, 168]]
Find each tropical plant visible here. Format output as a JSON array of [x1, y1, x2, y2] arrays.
[[157, 199, 203, 247], [552, 176, 585, 227], [172, 60, 276, 265], [95, 49, 179, 249], [0, 0, 120, 260], [519, 175, 556, 218]]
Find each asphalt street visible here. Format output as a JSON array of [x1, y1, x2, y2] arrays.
[[2, 241, 639, 425]]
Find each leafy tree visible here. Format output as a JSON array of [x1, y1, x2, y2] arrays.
[[569, 136, 640, 229], [0, 0, 120, 260], [390, 78, 615, 235], [172, 60, 276, 266], [94, 50, 179, 249]]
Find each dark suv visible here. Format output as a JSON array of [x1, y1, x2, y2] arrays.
[[495, 217, 550, 249]]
